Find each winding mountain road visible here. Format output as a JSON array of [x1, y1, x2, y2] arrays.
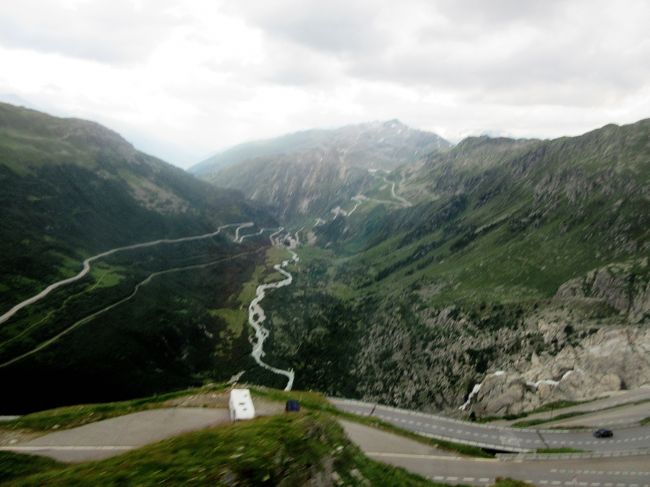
[[0, 222, 252, 326], [331, 398, 650, 453], [0, 221, 298, 388], [0, 248, 260, 368], [342, 420, 650, 487]]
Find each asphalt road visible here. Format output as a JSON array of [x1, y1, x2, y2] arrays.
[[0, 222, 251, 326], [341, 420, 650, 487], [540, 402, 650, 428], [330, 398, 650, 453], [0, 408, 230, 462], [495, 388, 650, 427]]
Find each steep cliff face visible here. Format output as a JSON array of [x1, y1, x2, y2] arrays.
[[465, 326, 650, 417], [205, 149, 375, 221], [462, 260, 650, 416], [556, 259, 650, 323]]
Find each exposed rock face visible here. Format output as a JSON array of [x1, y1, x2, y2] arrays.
[[556, 259, 650, 323], [209, 151, 375, 221], [467, 326, 650, 417]]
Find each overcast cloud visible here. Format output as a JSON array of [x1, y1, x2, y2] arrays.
[[0, 0, 648, 167]]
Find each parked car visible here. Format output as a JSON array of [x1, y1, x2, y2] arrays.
[[285, 399, 300, 412], [593, 428, 613, 438]]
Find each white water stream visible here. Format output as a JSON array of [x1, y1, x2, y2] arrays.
[[246, 231, 299, 391]]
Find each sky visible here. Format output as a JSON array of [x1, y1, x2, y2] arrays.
[[0, 0, 649, 168]]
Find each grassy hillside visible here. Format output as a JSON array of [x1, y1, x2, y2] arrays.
[[0, 102, 274, 307], [0, 103, 280, 413], [251, 119, 650, 411]]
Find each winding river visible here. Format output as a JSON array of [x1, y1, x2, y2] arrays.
[[246, 231, 298, 391], [1, 221, 300, 391]]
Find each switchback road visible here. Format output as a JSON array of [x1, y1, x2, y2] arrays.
[[331, 398, 650, 453], [341, 420, 650, 487]]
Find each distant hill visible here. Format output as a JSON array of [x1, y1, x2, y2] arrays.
[[0, 102, 276, 412], [191, 120, 450, 222], [192, 120, 450, 176], [0, 102, 271, 305]]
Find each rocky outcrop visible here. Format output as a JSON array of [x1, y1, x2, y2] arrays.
[[466, 326, 650, 417], [555, 259, 650, 323]]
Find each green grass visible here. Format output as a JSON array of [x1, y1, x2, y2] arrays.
[[641, 416, 650, 425], [0, 452, 64, 483], [208, 308, 246, 334], [3, 412, 443, 486], [236, 245, 291, 306]]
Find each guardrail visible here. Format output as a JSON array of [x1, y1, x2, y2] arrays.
[[496, 448, 650, 461]]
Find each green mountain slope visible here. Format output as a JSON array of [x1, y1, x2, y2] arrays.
[[252, 119, 650, 412], [0, 102, 273, 306], [0, 103, 277, 413]]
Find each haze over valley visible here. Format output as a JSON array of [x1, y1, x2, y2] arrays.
[[1, 1, 649, 485]]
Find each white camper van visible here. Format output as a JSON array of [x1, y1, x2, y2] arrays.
[[229, 388, 256, 421]]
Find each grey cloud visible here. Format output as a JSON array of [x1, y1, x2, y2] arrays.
[[341, 1, 650, 107], [227, 0, 388, 55], [0, 0, 180, 64], [431, 0, 568, 26]]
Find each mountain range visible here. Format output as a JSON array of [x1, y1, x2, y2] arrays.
[[193, 116, 649, 414], [1, 101, 648, 417], [0, 103, 275, 412], [190, 120, 451, 222]]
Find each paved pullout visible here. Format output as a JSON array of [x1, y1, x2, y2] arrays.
[[331, 398, 650, 453], [340, 420, 650, 487], [0, 408, 230, 462], [539, 401, 650, 428]]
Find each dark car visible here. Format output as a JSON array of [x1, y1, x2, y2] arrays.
[[285, 399, 300, 413], [593, 428, 613, 438]]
